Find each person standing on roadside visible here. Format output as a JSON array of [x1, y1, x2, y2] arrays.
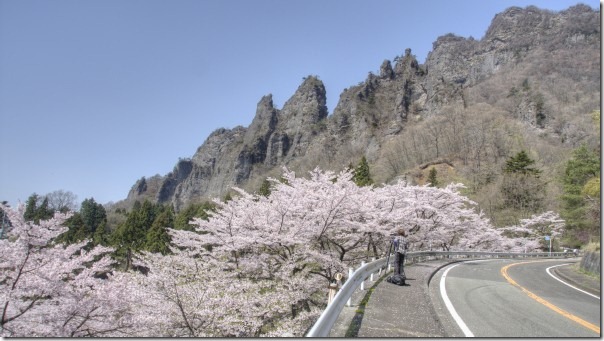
[[388, 228, 409, 285]]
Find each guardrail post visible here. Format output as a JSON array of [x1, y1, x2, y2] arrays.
[[370, 257, 376, 281], [360, 261, 366, 290], [346, 267, 354, 307], [327, 282, 338, 306]]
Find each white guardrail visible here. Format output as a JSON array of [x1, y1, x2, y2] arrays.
[[305, 250, 569, 337]]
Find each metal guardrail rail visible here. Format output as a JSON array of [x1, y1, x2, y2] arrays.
[[305, 250, 569, 337]]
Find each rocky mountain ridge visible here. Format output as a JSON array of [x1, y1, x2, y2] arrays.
[[122, 4, 600, 211]]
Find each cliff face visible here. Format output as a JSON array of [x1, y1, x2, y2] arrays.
[[126, 76, 330, 210], [124, 4, 600, 211]]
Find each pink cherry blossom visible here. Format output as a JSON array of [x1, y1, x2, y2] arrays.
[[2, 168, 565, 336], [0, 204, 131, 337]]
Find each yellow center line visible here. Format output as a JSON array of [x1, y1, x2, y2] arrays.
[[501, 261, 600, 335]]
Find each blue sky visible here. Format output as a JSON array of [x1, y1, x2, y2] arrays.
[[0, 0, 598, 207]]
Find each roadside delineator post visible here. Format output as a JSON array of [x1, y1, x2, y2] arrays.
[[346, 267, 354, 307], [360, 261, 366, 290]]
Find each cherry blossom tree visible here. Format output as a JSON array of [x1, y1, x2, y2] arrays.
[[127, 167, 546, 336], [123, 168, 367, 336], [1, 168, 568, 337], [0, 204, 132, 337], [372, 181, 500, 251], [498, 211, 565, 252], [121, 247, 321, 337]]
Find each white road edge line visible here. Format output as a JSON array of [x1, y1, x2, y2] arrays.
[[546, 263, 600, 300], [440, 262, 474, 337]]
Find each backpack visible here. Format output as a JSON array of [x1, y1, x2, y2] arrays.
[[387, 273, 406, 286]]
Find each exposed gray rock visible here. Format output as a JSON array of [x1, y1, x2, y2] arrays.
[[278, 76, 328, 159], [380, 60, 394, 79], [122, 4, 599, 211]]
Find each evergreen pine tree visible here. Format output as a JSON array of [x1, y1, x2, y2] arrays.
[[145, 209, 173, 254], [174, 202, 215, 231], [36, 197, 53, 221], [504, 150, 541, 176], [353, 156, 374, 187], [111, 200, 159, 270], [23, 194, 39, 222], [56, 198, 108, 245], [427, 167, 439, 187], [561, 144, 600, 245], [80, 198, 107, 238], [501, 151, 545, 214], [57, 213, 86, 244], [24, 194, 53, 223], [92, 220, 109, 246], [258, 179, 271, 197]]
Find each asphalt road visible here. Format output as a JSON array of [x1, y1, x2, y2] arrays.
[[429, 259, 601, 337]]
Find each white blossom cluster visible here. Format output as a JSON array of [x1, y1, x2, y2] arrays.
[[1, 167, 564, 337]]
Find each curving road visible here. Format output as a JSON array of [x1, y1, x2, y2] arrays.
[[429, 259, 600, 337]]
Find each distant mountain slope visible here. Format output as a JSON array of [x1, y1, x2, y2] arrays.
[[120, 4, 600, 212]]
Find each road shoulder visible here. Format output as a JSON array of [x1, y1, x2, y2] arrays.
[[551, 261, 600, 297]]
